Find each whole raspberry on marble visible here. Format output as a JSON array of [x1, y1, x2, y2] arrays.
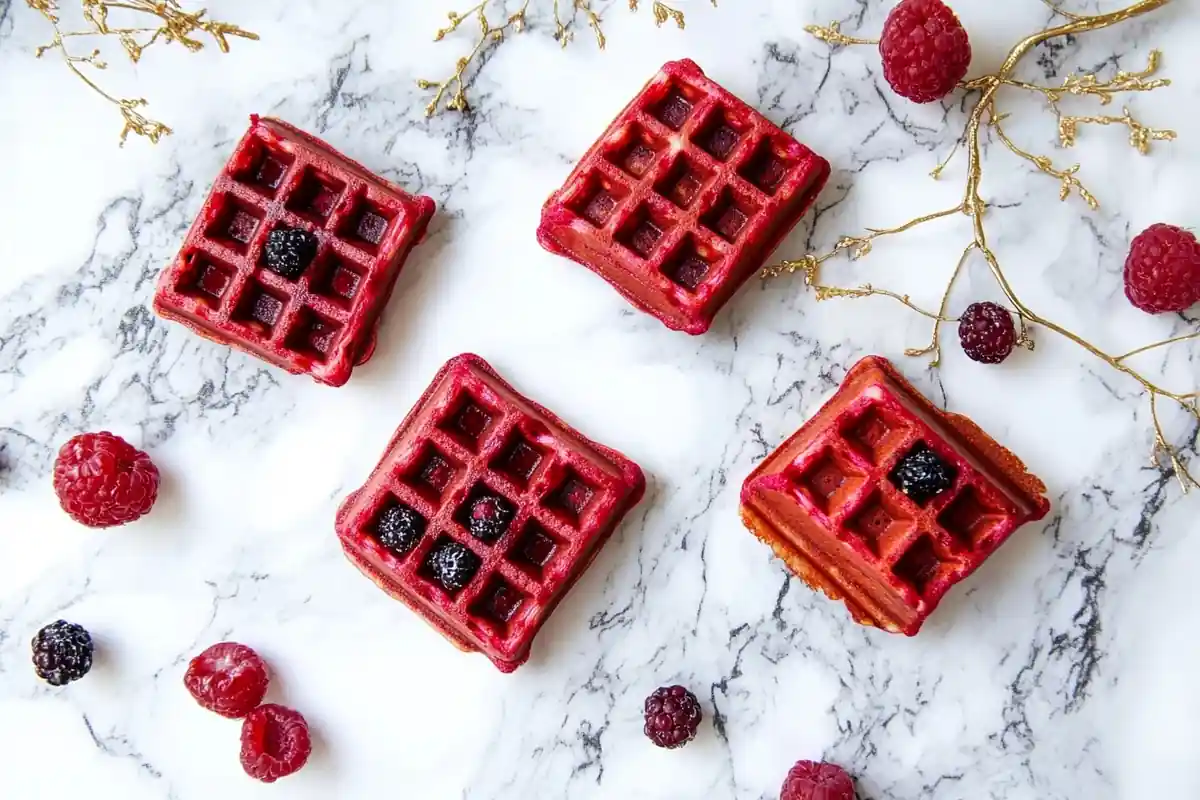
[[643, 685, 703, 749], [1123, 223, 1200, 314], [780, 760, 856, 800], [184, 643, 269, 719], [958, 301, 1017, 364], [53, 432, 160, 528], [240, 704, 312, 782], [879, 0, 972, 104]]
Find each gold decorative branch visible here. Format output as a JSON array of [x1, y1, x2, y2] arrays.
[[422, 0, 718, 116], [418, 2, 531, 116], [804, 21, 879, 47], [772, 0, 1199, 490], [28, 0, 258, 145]]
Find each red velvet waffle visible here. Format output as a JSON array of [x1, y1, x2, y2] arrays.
[[537, 58, 830, 334], [153, 116, 436, 387], [336, 354, 645, 672], [740, 356, 1050, 635]]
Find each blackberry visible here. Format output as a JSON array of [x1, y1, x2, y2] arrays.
[[467, 495, 513, 543], [32, 620, 94, 686], [263, 227, 318, 279], [425, 540, 480, 592], [958, 302, 1017, 364], [890, 444, 956, 505], [643, 685, 703, 749], [377, 505, 426, 556]]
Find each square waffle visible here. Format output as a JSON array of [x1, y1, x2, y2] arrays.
[[537, 58, 830, 334], [740, 356, 1050, 635], [336, 354, 646, 672], [153, 116, 436, 387]]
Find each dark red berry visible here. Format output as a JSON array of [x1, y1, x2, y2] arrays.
[[263, 227, 318, 279], [32, 621, 94, 686], [1123, 223, 1200, 314], [467, 494, 513, 542], [890, 443, 956, 505], [376, 505, 426, 556], [958, 301, 1017, 364], [425, 540, 481, 593], [781, 761, 856, 800], [879, 0, 972, 104], [240, 704, 312, 783], [643, 685, 703, 749], [53, 432, 160, 528], [184, 642, 269, 719]]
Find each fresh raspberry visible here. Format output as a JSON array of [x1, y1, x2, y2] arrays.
[[1123, 223, 1200, 314], [32, 620, 94, 686], [879, 0, 972, 104], [780, 760, 856, 800], [53, 432, 159, 528], [643, 685, 703, 749], [958, 301, 1017, 364], [240, 704, 312, 783], [184, 643, 269, 719]]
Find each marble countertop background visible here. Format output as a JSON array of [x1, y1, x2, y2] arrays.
[[2, 1, 1199, 798]]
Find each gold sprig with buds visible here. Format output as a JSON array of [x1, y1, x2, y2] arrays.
[[420, 0, 718, 117], [27, 0, 257, 145], [769, 0, 1200, 491]]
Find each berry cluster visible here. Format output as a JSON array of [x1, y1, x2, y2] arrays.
[[185, 642, 312, 782]]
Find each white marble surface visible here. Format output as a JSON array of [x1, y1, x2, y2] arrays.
[[2, 0, 1199, 797]]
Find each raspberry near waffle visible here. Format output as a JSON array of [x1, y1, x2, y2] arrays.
[[153, 116, 436, 387], [740, 356, 1049, 636], [537, 58, 830, 334], [336, 354, 645, 672]]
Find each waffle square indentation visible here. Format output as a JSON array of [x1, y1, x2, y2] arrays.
[[793, 448, 866, 515]]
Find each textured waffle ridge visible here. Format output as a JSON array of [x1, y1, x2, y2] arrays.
[[336, 354, 645, 671], [153, 116, 436, 386], [740, 355, 1050, 635]]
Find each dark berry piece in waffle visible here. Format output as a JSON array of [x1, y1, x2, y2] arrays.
[[263, 227, 318, 279], [153, 116, 436, 387], [335, 354, 645, 672], [890, 443, 956, 505], [538, 59, 830, 335], [375, 504, 426, 556], [740, 356, 1050, 636], [425, 539, 481, 592], [465, 493, 514, 543]]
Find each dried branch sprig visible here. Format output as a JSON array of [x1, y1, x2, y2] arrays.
[[422, 0, 717, 116], [629, 0, 686, 29], [554, 0, 605, 49], [1058, 107, 1177, 153], [804, 21, 879, 47], [419, 1, 531, 116], [773, 0, 1200, 491], [29, 0, 258, 145], [1002, 50, 1176, 155]]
